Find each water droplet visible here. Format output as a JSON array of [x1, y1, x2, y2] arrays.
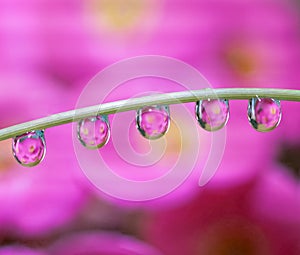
[[196, 99, 229, 131], [77, 115, 110, 149], [248, 97, 281, 132], [12, 130, 46, 167], [136, 105, 170, 139]]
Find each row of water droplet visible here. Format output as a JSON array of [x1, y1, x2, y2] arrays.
[[12, 97, 281, 167]]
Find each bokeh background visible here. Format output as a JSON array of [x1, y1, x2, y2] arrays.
[[0, 0, 299, 254]]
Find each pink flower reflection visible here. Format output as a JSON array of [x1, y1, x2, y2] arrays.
[[188, 0, 300, 187], [0, 126, 86, 237], [37, 0, 300, 199], [76, 78, 212, 208], [2, 0, 297, 212], [0, 73, 86, 237], [48, 231, 164, 255]]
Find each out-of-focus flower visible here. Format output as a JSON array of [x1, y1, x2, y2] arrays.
[[277, 99, 300, 138], [33, 0, 217, 85], [0, 73, 86, 238], [0, 1, 45, 73], [67, 0, 300, 207], [0, 246, 46, 255], [188, 0, 300, 186], [0, 72, 62, 127], [204, 99, 276, 188], [0, 0, 294, 214], [249, 164, 300, 255], [142, 180, 262, 255], [47, 231, 164, 255], [34, 0, 112, 85], [142, 170, 299, 255], [0, 1, 298, 255], [192, 0, 300, 89], [57, 0, 300, 90], [74, 78, 212, 208]]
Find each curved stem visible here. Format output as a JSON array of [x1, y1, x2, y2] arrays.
[[0, 88, 299, 141]]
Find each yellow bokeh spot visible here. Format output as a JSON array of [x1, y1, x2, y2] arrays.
[[0, 140, 15, 172], [212, 105, 221, 115], [263, 116, 268, 123], [145, 114, 155, 124], [99, 125, 105, 133], [83, 128, 89, 136], [270, 107, 277, 115], [91, 0, 146, 31], [163, 120, 182, 156], [225, 46, 258, 77], [0, 140, 19, 173], [28, 145, 35, 153], [152, 129, 158, 134]]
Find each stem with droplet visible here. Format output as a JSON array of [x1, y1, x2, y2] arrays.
[[0, 88, 299, 141]]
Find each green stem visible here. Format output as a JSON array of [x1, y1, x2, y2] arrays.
[[0, 88, 299, 141]]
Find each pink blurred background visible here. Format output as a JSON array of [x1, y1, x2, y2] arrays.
[[0, 0, 299, 254]]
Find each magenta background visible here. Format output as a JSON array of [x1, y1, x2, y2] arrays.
[[0, 0, 299, 254]]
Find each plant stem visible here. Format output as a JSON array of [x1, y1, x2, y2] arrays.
[[0, 88, 300, 141]]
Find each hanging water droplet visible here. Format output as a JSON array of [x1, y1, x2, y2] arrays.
[[136, 105, 170, 140], [77, 115, 110, 149], [12, 130, 46, 167], [248, 97, 281, 132], [196, 99, 229, 131]]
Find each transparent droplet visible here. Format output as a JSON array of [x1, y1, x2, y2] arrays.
[[77, 115, 110, 149], [248, 97, 281, 132], [12, 130, 46, 167], [136, 105, 170, 140], [196, 99, 229, 131]]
